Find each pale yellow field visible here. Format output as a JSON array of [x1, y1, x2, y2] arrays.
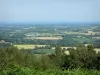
[[94, 48, 100, 54], [64, 31, 89, 35], [24, 36, 63, 40], [52, 47, 76, 50], [87, 30, 95, 35], [14, 44, 47, 49]]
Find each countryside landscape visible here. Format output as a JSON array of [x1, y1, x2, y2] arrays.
[[1, 23, 100, 75], [1, 0, 100, 75]]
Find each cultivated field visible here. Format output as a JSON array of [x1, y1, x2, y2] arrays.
[[24, 36, 63, 40], [94, 48, 100, 54], [14, 44, 47, 49]]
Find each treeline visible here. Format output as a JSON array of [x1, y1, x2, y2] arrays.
[[0, 44, 100, 70], [0, 45, 100, 74]]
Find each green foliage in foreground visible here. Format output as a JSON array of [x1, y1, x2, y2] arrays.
[[0, 45, 100, 75], [0, 66, 100, 75]]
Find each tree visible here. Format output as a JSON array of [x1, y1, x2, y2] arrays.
[[0, 48, 8, 69], [55, 46, 64, 68], [63, 44, 97, 69], [87, 44, 94, 51]]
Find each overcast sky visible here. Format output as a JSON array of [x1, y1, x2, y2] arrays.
[[0, 0, 100, 23]]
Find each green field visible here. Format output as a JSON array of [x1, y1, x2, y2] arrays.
[[73, 36, 92, 43], [32, 49, 55, 54]]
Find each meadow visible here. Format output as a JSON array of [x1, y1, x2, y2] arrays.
[[72, 36, 93, 43], [32, 49, 55, 54]]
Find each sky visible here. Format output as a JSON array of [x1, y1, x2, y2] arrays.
[[0, 0, 100, 23]]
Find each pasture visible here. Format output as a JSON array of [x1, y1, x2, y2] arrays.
[[73, 36, 92, 43], [32, 49, 55, 54]]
